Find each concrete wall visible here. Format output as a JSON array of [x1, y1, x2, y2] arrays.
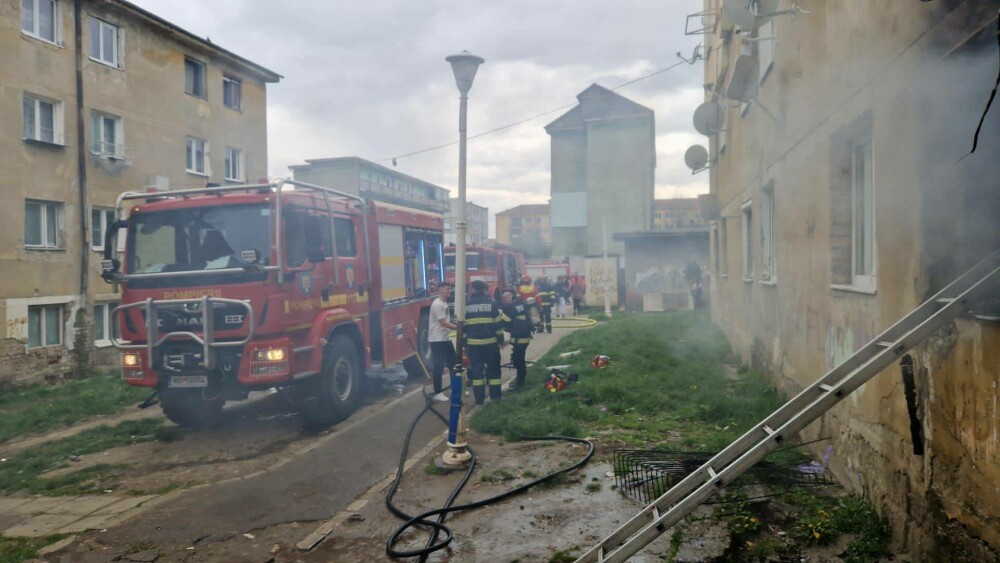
[[290, 160, 360, 195], [0, 0, 276, 387], [548, 90, 655, 258], [584, 116, 654, 255], [705, 0, 1000, 557]]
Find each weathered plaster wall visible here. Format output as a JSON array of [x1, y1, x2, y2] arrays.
[[705, 0, 999, 557], [0, 0, 274, 387]]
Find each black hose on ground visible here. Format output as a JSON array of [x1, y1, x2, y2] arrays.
[[383, 387, 594, 560]]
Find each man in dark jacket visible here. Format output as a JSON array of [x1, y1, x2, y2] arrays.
[[464, 280, 505, 404], [500, 291, 531, 389]]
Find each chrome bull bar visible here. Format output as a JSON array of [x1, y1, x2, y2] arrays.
[[111, 296, 255, 370]]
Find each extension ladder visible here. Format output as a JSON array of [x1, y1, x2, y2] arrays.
[[576, 250, 1000, 563]]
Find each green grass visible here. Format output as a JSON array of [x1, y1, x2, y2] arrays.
[[0, 535, 71, 563], [472, 310, 782, 451], [0, 419, 163, 496], [0, 373, 149, 444]]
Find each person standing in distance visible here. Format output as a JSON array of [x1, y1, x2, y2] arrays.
[[428, 283, 456, 402], [536, 276, 554, 333], [500, 291, 532, 389], [465, 280, 506, 404]]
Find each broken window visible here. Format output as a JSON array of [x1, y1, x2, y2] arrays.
[[760, 184, 775, 283]]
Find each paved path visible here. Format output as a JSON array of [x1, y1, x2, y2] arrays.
[[5, 326, 578, 546]]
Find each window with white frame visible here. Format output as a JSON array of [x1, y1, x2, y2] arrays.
[[851, 138, 875, 289], [223, 76, 242, 110], [27, 304, 62, 348], [760, 185, 776, 283], [224, 147, 243, 182], [25, 200, 62, 248], [186, 137, 208, 175], [23, 94, 62, 145], [185, 57, 207, 97], [88, 16, 120, 68], [91, 207, 115, 250], [90, 111, 123, 156], [21, 0, 58, 44], [719, 218, 728, 276], [741, 200, 754, 281], [93, 302, 118, 344]]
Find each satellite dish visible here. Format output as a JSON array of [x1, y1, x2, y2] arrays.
[[721, 0, 755, 29], [684, 145, 710, 172], [725, 55, 760, 103], [693, 101, 725, 135]]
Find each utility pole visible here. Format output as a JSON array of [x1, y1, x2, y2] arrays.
[[442, 51, 484, 468]]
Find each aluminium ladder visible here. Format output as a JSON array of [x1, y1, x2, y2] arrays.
[[576, 250, 1000, 563]]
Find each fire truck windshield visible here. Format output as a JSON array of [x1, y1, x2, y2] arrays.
[[127, 204, 271, 285], [444, 251, 482, 271]]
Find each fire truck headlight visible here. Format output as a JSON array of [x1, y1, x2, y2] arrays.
[[122, 352, 140, 367], [255, 348, 286, 362]]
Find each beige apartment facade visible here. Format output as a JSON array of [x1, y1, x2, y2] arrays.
[[653, 198, 705, 230], [703, 0, 999, 558], [494, 203, 550, 247], [1, 0, 280, 387]]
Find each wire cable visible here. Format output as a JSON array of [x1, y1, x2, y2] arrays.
[[377, 59, 690, 164]]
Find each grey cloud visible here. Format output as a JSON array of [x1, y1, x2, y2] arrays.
[[132, 0, 710, 230]]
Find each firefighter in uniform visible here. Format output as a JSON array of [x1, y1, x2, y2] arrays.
[[517, 275, 539, 333], [536, 276, 554, 333], [464, 280, 506, 404], [500, 291, 531, 389]]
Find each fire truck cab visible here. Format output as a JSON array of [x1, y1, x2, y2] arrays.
[[101, 180, 442, 427]]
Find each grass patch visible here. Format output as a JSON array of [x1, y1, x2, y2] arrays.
[[424, 461, 448, 476], [0, 534, 71, 563], [472, 310, 782, 451], [0, 419, 163, 496], [480, 468, 516, 483], [0, 373, 149, 444]]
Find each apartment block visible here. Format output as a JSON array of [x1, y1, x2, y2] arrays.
[[703, 0, 999, 557], [1, 0, 280, 387], [444, 198, 488, 246], [494, 203, 550, 246]]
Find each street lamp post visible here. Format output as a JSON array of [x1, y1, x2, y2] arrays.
[[442, 50, 484, 468]]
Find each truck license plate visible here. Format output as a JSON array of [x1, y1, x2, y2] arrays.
[[168, 375, 208, 388]]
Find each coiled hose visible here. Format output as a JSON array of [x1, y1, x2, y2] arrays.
[[384, 387, 594, 561]]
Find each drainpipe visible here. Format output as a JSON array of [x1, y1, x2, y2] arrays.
[[73, 0, 91, 372]]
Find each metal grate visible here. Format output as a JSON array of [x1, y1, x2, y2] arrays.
[[612, 449, 835, 506]]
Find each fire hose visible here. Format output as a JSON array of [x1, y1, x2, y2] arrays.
[[386, 341, 594, 561]]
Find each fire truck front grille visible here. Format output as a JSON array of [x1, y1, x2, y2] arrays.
[[140, 303, 249, 333]]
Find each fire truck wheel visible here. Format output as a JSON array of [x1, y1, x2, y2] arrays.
[[159, 389, 224, 428], [403, 311, 431, 379], [304, 335, 362, 425]]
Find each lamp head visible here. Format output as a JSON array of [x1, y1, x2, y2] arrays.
[[446, 51, 485, 95]]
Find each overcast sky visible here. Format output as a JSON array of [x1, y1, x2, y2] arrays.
[[132, 1, 709, 233]]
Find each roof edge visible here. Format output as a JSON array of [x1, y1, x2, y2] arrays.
[[114, 0, 282, 82]]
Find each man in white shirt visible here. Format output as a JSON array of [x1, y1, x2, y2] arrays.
[[428, 283, 457, 402]]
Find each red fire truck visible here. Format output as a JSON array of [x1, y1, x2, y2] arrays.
[[443, 242, 526, 301], [100, 181, 442, 426]]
